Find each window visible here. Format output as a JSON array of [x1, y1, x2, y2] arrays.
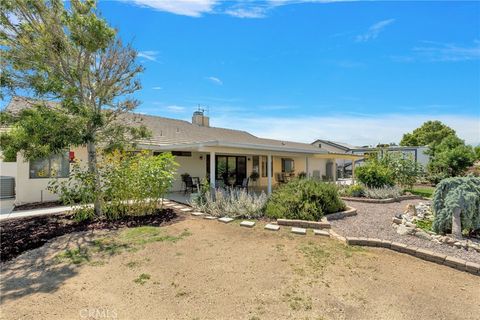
[[261, 156, 273, 177], [171, 151, 192, 157], [30, 152, 70, 179], [261, 156, 267, 177], [282, 158, 295, 173]]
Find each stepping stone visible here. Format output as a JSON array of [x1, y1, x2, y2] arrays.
[[313, 229, 330, 237], [264, 223, 280, 231], [240, 221, 256, 228], [291, 227, 307, 235], [165, 203, 175, 207], [173, 205, 184, 209], [191, 212, 204, 216], [218, 217, 234, 223], [181, 208, 193, 212], [204, 215, 217, 220]]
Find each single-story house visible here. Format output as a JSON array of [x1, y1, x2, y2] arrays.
[[1, 97, 362, 205], [311, 139, 429, 178]]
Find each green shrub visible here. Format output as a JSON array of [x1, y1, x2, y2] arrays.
[[363, 186, 403, 199], [49, 150, 178, 221], [347, 184, 364, 197], [265, 179, 345, 221], [432, 176, 480, 234], [356, 161, 394, 188], [191, 188, 267, 219]]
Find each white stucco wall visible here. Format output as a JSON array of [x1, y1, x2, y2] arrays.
[[0, 161, 17, 179], [171, 152, 207, 191], [14, 146, 88, 205]]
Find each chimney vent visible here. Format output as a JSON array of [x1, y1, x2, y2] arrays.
[[192, 109, 210, 127]]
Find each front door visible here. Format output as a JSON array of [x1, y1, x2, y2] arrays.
[[207, 155, 247, 187]]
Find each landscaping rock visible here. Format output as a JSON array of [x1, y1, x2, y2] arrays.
[[218, 217, 234, 223], [396, 224, 416, 236], [240, 221, 255, 228], [291, 227, 306, 235], [204, 215, 217, 220], [392, 217, 402, 225], [313, 229, 330, 237], [414, 230, 432, 241], [191, 212, 204, 216], [264, 223, 280, 231]]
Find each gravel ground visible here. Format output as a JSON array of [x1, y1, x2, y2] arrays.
[[331, 199, 480, 264]]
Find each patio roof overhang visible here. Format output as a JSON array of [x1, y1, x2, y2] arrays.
[[139, 140, 331, 156]]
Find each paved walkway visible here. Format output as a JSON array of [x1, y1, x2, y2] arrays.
[[0, 205, 74, 221]]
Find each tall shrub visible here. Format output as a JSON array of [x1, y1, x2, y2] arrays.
[[265, 179, 345, 221], [355, 161, 394, 188], [380, 152, 422, 188], [431, 176, 480, 234], [49, 151, 178, 220]]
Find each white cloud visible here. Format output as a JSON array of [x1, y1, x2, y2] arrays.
[[356, 19, 395, 42], [225, 6, 267, 19], [412, 40, 480, 62], [166, 105, 187, 113], [125, 0, 218, 17], [138, 50, 159, 61], [211, 113, 480, 146], [205, 76, 223, 85], [125, 0, 356, 18], [152, 86, 163, 90]]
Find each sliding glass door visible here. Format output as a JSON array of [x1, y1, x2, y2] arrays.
[[207, 155, 247, 186]]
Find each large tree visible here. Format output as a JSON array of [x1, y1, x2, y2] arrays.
[[0, 0, 149, 216], [400, 120, 456, 147], [400, 121, 474, 182]]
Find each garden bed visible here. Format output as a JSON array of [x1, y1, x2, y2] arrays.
[[340, 195, 424, 203], [0, 209, 180, 262]]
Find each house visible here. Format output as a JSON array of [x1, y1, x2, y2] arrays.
[[311, 139, 429, 178], [1, 97, 362, 205]]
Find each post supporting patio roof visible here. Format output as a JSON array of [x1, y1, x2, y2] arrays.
[[267, 154, 272, 194], [210, 151, 216, 190]]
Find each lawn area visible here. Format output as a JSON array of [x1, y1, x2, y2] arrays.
[[1, 217, 479, 320], [406, 185, 436, 198]]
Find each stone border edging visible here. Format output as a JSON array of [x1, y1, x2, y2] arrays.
[[344, 236, 480, 276], [277, 218, 330, 229], [341, 195, 424, 203], [325, 206, 357, 221], [276, 206, 357, 228]]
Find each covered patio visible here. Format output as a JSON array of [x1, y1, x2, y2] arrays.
[[143, 141, 364, 199]]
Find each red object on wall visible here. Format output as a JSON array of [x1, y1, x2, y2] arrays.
[[69, 151, 75, 163]]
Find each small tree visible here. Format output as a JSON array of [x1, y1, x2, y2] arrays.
[[380, 152, 422, 189], [1, 0, 149, 216], [432, 176, 480, 236]]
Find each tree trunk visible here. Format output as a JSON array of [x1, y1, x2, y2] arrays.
[[451, 207, 462, 239], [87, 141, 103, 217]]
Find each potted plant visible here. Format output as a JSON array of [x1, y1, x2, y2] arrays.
[[249, 171, 260, 182]]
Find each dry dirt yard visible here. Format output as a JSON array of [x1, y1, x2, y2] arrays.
[[1, 216, 479, 320]]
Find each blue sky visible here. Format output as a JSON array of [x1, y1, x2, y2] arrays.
[[7, 0, 480, 145]]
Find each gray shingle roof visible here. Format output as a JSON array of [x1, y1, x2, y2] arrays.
[[5, 96, 327, 154]]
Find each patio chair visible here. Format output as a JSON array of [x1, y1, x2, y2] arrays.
[[275, 172, 285, 183], [184, 176, 198, 194]]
